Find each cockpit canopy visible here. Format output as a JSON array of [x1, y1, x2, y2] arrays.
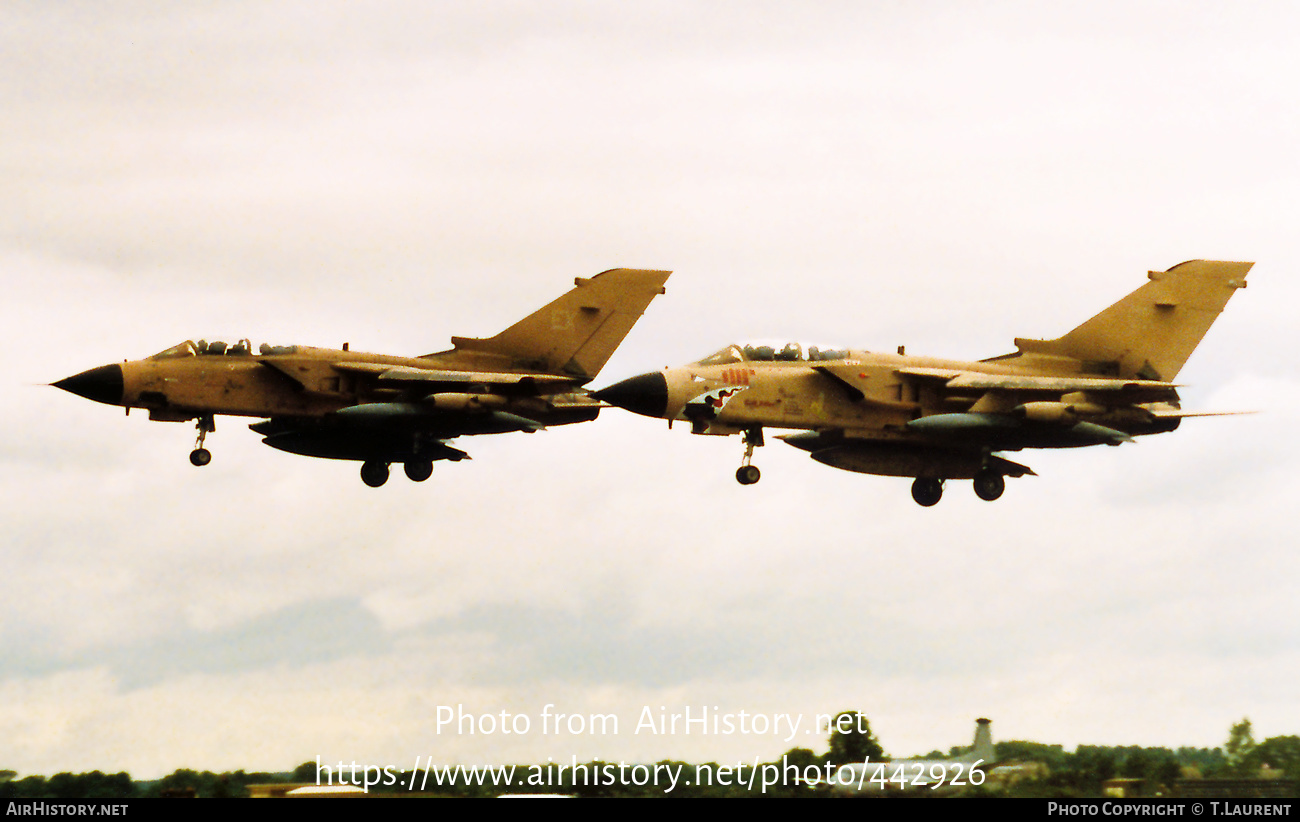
[[148, 340, 299, 360], [693, 341, 849, 366]]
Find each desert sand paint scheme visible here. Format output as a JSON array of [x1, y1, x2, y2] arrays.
[[594, 260, 1250, 506], [54, 268, 669, 487]]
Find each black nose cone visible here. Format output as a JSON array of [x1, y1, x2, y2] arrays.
[[592, 371, 668, 419], [53, 364, 124, 406]]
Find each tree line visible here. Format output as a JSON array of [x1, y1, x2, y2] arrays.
[[3, 715, 1296, 798]]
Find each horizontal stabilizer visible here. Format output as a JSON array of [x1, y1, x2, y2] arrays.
[[1145, 409, 1256, 419]]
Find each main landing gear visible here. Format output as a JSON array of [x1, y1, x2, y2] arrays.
[[404, 460, 433, 482], [360, 461, 389, 487], [972, 468, 1005, 501], [911, 477, 943, 506], [360, 460, 435, 487], [189, 415, 215, 467], [735, 427, 764, 485], [910, 469, 1008, 506]]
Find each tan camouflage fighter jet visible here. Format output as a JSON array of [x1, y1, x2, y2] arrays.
[[594, 260, 1249, 505], [54, 268, 669, 486]]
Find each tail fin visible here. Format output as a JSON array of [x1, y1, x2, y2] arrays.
[[437, 268, 670, 381], [1008, 260, 1251, 381], [971, 718, 995, 763]]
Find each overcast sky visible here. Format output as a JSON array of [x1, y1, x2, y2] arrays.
[[3, 1, 1298, 780]]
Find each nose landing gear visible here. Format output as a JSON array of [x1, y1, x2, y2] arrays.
[[189, 415, 215, 467], [735, 427, 764, 485]]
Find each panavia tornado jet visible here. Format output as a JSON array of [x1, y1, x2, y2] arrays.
[[594, 260, 1250, 506], [54, 268, 669, 486]]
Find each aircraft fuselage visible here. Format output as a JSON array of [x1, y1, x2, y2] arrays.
[[594, 260, 1250, 504], [53, 267, 671, 486]]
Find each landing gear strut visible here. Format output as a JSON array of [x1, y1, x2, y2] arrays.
[[735, 427, 764, 485], [911, 477, 944, 506], [360, 460, 390, 487], [189, 415, 215, 467]]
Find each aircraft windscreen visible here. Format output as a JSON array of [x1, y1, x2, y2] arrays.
[[694, 342, 848, 365], [694, 345, 746, 366], [149, 341, 200, 359]]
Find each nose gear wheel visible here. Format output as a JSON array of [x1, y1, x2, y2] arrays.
[[735, 427, 765, 485], [189, 415, 215, 467]]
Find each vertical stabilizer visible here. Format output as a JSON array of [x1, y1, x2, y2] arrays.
[[1011, 260, 1251, 380], [442, 268, 670, 381], [971, 718, 995, 763]]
